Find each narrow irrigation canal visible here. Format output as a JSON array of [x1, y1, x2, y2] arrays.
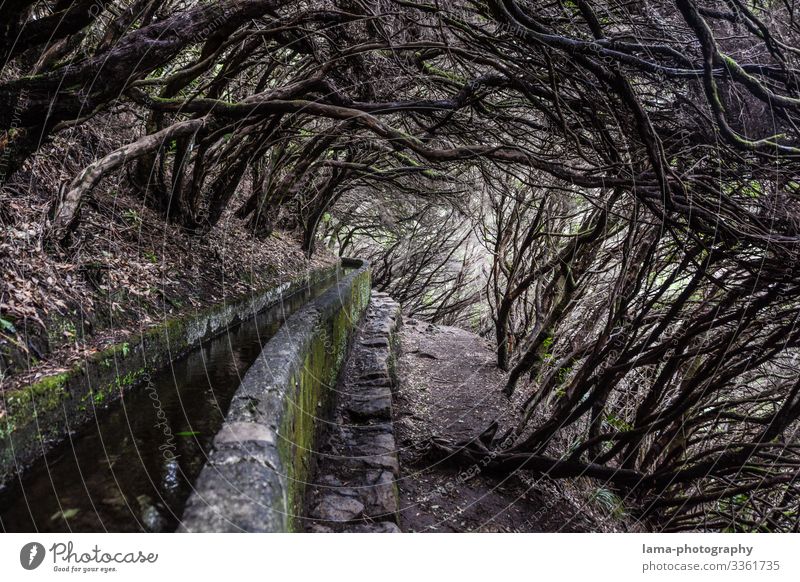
[[0, 269, 347, 533]]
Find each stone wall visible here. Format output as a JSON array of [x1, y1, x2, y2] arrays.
[[179, 259, 371, 532], [303, 292, 403, 533], [0, 263, 341, 488]]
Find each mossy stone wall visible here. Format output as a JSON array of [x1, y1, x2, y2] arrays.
[[180, 259, 371, 532]]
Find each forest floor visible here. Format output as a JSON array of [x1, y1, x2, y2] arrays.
[[394, 318, 639, 532], [0, 167, 335, 392]]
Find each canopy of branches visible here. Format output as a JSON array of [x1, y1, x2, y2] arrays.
[[3, 0, 800, 532]]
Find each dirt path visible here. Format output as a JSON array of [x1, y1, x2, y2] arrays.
[[394, 318, 626, 532]]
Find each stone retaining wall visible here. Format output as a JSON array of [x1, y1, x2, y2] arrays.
[[179, 259, 371, 532], [0, 263, 341, 488], [303, 291, 403, 533]]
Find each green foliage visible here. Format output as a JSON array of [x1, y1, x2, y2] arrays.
[[540, 335, 555, 361], [121, 209, 142, 226], [0, 317, 16, 333], [50, 508, 79, 522], [591, 487, 627, 519], [604, 413, 631, 432], [117, 370, 143, 388]]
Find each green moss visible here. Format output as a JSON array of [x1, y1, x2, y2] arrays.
[[276, 265, 371, 531], [421, 61, 464, 83], [0, 417, 16, 440], [284, 340, 330, 528], [97, 340, 135, 368], [5, 372, 70, 417], [85, 368, 147, 407], [1, 372, 70, 444]]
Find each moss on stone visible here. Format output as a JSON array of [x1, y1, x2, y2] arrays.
[[275, 263, 372, 531], [0, 371, 71, 461], [4, 372, 70, 420]]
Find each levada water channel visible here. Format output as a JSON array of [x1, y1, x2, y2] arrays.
[[0, 267, 350, 532]]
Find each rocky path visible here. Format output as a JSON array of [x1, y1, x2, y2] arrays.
[[302, 292, 402, 532]]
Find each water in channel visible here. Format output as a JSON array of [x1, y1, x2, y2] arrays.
[[0, 269, 347, 532]]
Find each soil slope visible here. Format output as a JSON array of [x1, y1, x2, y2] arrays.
[[1, 175, 334, 393]]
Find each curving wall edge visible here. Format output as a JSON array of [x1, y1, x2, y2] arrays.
[[179, 258, 371, 532]]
